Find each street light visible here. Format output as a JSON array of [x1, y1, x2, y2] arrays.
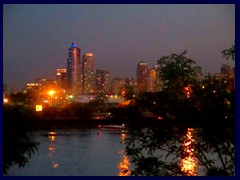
[[49, 90, 55, 107]]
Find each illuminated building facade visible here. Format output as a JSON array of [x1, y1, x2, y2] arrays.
[[56, 68, 67, 90], [82, 53, 94, 94], [35, 78, 58, 91], [125, 77, 136, 87], [95, 69, 110, 94], [67, 42, 83, 95], [148, 65, 163, 92], [137, 61, 149, 92], [26, 83, 40, 93]]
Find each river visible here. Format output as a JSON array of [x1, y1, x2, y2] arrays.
[[6, 127, 234, 176], [8, 128, 130, 176]]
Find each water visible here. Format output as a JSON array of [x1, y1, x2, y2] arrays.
[[6, 127, 234, 176], [8, 128, 129, 176]]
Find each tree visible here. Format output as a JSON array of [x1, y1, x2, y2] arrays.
[[158, 50, 202, 93], [156, 51, 202, 122], [3, 105, 39, 174], [124, 126, 235, 176], [222, 44, 235, 61]]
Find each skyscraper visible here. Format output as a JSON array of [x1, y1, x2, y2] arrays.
[[56, 68, 67, 90], [95, 69, 110, 94], [137, 61, 149, 92], [67, 42, 83, 95], [82, 53, 94, 94], [148, 65, 163, 92]]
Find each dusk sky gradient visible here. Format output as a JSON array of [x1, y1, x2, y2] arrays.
[[3, 4, 235, 91]]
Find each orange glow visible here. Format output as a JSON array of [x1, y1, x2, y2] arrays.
[[183, 85, 192, 98], [3, 98, 8, 103], [118, 155, 131, 176], [35, 104, 43, 111], [53, 163, 59, 168], [118, 100, 131, 107], [48, 132, 56, 141], [121, 133, 126, 139], [180, 128, 197, 176], [118, 132, 131, 176], [48, 147, 56, 151], [49, 90, 55, 96]]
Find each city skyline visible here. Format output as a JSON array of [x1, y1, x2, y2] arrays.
[[3, 4, 235, 91]]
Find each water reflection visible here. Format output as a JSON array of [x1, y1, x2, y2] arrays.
[[180, 128, 197, 176], [47, 131, 59, 169], [118, 132, 131, 176]]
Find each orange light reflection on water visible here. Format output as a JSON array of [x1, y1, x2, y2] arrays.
[[180, 128, 198, 176], [118, 132, 131, 176], [47, 131, 59, 169]]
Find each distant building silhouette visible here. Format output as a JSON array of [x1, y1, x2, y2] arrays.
[[137, 61, 149, 92]]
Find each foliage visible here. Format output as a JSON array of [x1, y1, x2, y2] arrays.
[[8, 91, 38, 105], [88, 92, 108, 112], [124, 86, 136, 100], [158, 50, 202, 93], [3, 105, 39, 175], [124, 126, 235, 176], [195, 75, 235, 124], [222, 44, 235, 61]]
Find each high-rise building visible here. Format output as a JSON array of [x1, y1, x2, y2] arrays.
[[137, 61, 149, 92], [82, 53, 94, 94], [35, 78, 58, 91], [67, 42, 83, 95], [56, 68, 67, 90], [111, 78, 125, 95], [148, 65, 163, 92], [125, 77, 136, 87], [95, 69, 110, 94]]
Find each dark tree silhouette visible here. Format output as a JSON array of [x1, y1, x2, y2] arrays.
[[222, 44, 235, 61], [3, 105, 39, 175]]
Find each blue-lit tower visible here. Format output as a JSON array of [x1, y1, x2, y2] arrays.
[[67, 42, 83, 95]]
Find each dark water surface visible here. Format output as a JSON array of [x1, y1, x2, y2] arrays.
[[7, 127, 234, 176], [8, 128, 129, 176]]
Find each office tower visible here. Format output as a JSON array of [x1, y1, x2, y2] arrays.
[[82, 53, 94, 94], [95, 69, 110, 94], [111, 78, 125, 95], [137, 61, 149, 92], [67, 42, 83, 95], [35, 78, 58, 91], [148, 65, 163, 92], [125, 77, 136, 87], [56, 68, 67, 90]]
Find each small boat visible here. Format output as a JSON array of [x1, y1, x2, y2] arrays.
[[98, 124, 126, 130]]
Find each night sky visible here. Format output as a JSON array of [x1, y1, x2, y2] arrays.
[[3, 4, 235, 91]]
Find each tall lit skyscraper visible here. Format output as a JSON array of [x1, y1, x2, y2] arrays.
[[82, 53, 94, 94], [148, 65, 163, 92], [56, 68, 67, 90], [67, 42, 83, 95], [137, 61, 149, 92], [95, 69, 110, 94]]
